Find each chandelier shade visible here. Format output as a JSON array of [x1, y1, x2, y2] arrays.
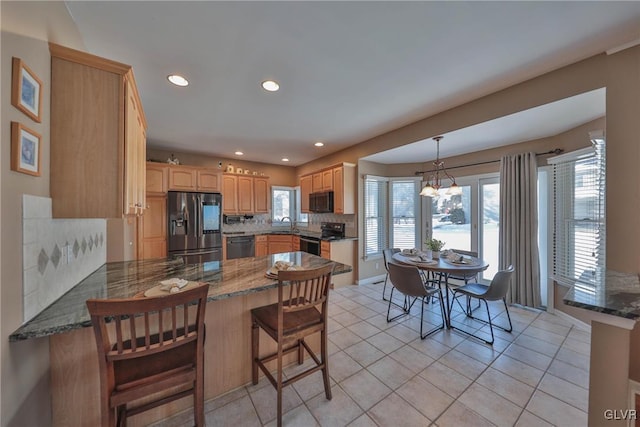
[[419, 136, 461, 197]]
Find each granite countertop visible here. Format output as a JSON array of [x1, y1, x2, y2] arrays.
[[223, 230, 358, 241], [563, 270, 640, 319], [10, 252, 352, 341]]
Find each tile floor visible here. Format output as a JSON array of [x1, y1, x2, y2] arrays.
[[155, 282, 590, 427]]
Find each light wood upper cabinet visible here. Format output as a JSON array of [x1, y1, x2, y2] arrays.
[[312, 173, 323, 192], [222, 174, 238, 213], [50, 43, 147, 219], [322, 169, 334, 191], [237, 176, 254, 213], [141, 195, 167, 259], [253, 177, 270, 213], [146, 163, 168, 195], [169, 166, 197, 191], [300, 175, 312, 213], [197, 169, 221, 192]]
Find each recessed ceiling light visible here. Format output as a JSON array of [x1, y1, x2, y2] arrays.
[[235, 151, 244, 156], [261, 80, 280, 92], [282, 158, 289, 162], [314, 142, 324, 147], [167, 74, 189, 87]]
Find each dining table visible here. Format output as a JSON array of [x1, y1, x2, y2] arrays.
[[391, 251, 489, 327]]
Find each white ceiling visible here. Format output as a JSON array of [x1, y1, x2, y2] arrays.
[[64, 1, 640, 166]]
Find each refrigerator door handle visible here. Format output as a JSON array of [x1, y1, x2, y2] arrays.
[[196, 195, 202, 237]]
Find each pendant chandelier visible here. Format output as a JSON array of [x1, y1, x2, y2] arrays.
[[419, 136, 462, 197]]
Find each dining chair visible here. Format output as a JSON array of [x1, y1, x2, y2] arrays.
[[386, 261, 446, 339], [251, 264, 334, 427], [86, 283, 209, 427], [381, 248, 401, 301], [447, 249, 480, 313], [449, 265, 514, 345]]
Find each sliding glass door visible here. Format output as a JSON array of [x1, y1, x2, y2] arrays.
[[480, 178, 500, 280], [429, 185, 472, 252]]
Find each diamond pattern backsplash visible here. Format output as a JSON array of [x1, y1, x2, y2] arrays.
[[50, 244, 62, 268], [35, 233, 105, 275], [37, 249, 49, 275]]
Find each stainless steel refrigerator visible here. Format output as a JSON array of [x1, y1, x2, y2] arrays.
[[168, 191, 223, 262]]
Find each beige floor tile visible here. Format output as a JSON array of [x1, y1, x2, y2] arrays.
[[291, 370, 335, 402], [476, 367, 535, 408], [328, 351, 363, 382], [513, 334, 560, 357], [521, 325, 566, 345], [555, 346, 590, 371], [454, 339, 501, 365], [439, 349, 488, 380], [328, 319, 345, 333], [434, 401, 496, 427], [547, 359, 589, 389], [248, 382, 303, 425], [396, 375, 454, 421], [389, 344, 435, 374], [458, 382, 522, 426], [340, 369, 392, 411], [419, 361, 473, 398], [429, 329, 467, 348], [367, 355, 415, 390], [409, 335, 452, 359], [347, 320, 381, 339], [205, 394, 262, 427], [567, 327, 591, 344], [491, 354, 545, 387], [368, 392, 431, 426], [329, 327, 363, 349], [530, 317, 571, 337], [526, 390, 588, 427], [365, 314, 396, 331], [538, 373, 588, 411], [306, 384, 363, 427], [344, 340, 386, 367], [351, 304, 378, 320], [264, 404, 319, 427], [347, 413, 378, 427], [515, 410, 554, 426], [333, 311, 364, 327], [386, 322, 422, 343], [503, 342, 553, 371], [367, 331, 405, 354], [562, 337, 591, 356], [204, 386, 248, 413]]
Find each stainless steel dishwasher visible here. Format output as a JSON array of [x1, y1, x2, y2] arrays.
[[226, 235, 255, 259]]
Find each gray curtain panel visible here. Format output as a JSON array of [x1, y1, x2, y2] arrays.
[[499, 152, 541, 308]]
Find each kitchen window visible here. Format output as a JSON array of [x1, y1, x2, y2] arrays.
[[549, 136, 606, 294], [364, 175, 388, 258], [271, 186, 307, 225]]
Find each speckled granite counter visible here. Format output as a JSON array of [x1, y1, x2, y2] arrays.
[[10, 251, 351, 341], [563, 270, 640, 320]]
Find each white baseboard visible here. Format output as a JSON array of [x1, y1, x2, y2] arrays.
[[553, 309, 591, 332], [357, 274, 386, 286]]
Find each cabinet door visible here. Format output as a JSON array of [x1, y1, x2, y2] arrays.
[[169, 166, 197, 191], [333, 166, 344, 214], [197, 169, 221, 192], [321, 241, 331, 259], [312, 173, 323, 192], [237, 176, 254, 213], [322, 169, 333, 191], [146, 163, 168, 194], [300, 175, 312, 213], [293, 236, 300, 251], [269, 242, 293, 254], [256, 236, 269, 257], [142, 196, 167, 259], [222, 175, 238, 213], [124, 77, 146, 216], [253, 177, 270, 213]]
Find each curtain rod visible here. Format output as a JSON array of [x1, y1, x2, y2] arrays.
[[413, 148, 563, 176]]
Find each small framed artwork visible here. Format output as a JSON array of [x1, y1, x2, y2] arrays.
[[11, 57, 43, 123], [11, 122, 41, 176]]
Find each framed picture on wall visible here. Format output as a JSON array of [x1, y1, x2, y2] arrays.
[[11, 122, 41, 177], [11, 57, 42, 123]]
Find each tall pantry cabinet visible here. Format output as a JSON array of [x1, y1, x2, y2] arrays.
[[49, 43, 147, 261]]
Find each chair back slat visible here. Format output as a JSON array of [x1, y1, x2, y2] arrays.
[[87, 284, 209, 362], [278, 265, 334, 313]]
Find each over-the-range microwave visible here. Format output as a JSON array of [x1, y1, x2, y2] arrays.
[[309, 191, 334, 213]]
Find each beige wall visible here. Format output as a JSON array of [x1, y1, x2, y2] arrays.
[[1, 2, 85, 426], [147, 147, 298, 187]]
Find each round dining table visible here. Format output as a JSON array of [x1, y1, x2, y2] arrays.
[[391, 252, 489, 327]]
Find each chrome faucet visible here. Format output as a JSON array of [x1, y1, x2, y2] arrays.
[[280, 216, 296, 233]]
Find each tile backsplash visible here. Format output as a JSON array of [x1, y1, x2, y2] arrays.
[[222, 213, 356, 236], [22, 195, 106, 322]]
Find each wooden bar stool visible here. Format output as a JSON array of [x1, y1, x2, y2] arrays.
[[251, 264, 334, 426], [86, 283, 209, 427]]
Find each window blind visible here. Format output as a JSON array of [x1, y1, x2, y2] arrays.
[[364, 176, 388, 258], [390, 180, 419, 250], [549, 140, 606, 293]]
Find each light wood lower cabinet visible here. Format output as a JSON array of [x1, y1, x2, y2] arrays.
[[268, 235, 293, 254], [324, 239, 356, 288], [321, 241, 331, 259], [255, 235, 268, 257], [293, 236, 300, 252], [141, 196, 167, 259]]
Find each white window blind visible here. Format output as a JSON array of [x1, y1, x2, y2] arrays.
[[549, 139, 606, 293], [390, 179, 419, 250], [364, 176, 388, 258]]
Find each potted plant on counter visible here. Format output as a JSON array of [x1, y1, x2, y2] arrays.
[[425, 238, 445, 259]]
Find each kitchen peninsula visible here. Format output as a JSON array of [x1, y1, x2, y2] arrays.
[[11, 252, 351, 426]]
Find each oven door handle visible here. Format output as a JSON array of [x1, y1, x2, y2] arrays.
[[300, 237, 320, 244]]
